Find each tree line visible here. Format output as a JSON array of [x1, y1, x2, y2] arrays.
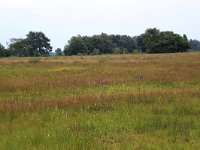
[[0, 31, 52, 57], [64, 28, 191, 55], [0, 28, 199, 57], [64, 33, 137, 55]]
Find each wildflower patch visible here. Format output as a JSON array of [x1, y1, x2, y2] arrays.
[[52, 67, 86, 72]]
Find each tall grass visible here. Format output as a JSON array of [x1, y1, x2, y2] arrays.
[[0, 52, 200, 149]]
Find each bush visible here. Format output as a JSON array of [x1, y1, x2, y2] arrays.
[[93, 48, 100, 55]]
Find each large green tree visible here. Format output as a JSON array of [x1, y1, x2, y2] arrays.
[[138, 28, 190, 53], [26, 31, 52, 56], [64, 35, 88, 55], [8, 38, 28, 57], [143, 28, 160, 52]]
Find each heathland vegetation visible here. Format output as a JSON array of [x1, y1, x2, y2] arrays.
[[0, 53, 200, 149], [0, 27, 200, 149], [1, 28, 200, 57]]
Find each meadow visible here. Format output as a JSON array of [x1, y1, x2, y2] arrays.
[[0, 52, 200, 149]]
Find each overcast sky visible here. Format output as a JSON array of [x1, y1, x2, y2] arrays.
[[0, 0, 199, 49]]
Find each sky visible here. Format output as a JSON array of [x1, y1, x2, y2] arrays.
[[0, 0, 200, 50]]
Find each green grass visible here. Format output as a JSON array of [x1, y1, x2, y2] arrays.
[[0, 53, 200, 149], [1, 97, 200, 149]]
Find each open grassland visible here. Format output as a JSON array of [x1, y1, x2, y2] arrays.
[[0, 52, 200, 149]]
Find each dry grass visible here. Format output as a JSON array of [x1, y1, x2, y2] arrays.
[[0, 52, 200, 149]]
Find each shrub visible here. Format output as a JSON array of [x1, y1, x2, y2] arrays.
[[93, 48, 100, 55]]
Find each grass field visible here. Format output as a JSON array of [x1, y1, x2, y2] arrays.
[[0, 52, 200, 149]]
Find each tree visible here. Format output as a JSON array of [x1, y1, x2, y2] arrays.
[[64, 35, 88, 55], [55, 48, 62, 56], [137, 35, 146, 52], [26, 31, 52, 56], [143, 28, 161, 53], [139, 28, 190, 53], [91, 33, 114, 54], [189, 39, 200, 51], [175, 34, 190, 52], [8, 38, 28, 57], [0, 43, 10, 57], [0, 43, 5, 57], [111, 35, 137, 53]]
